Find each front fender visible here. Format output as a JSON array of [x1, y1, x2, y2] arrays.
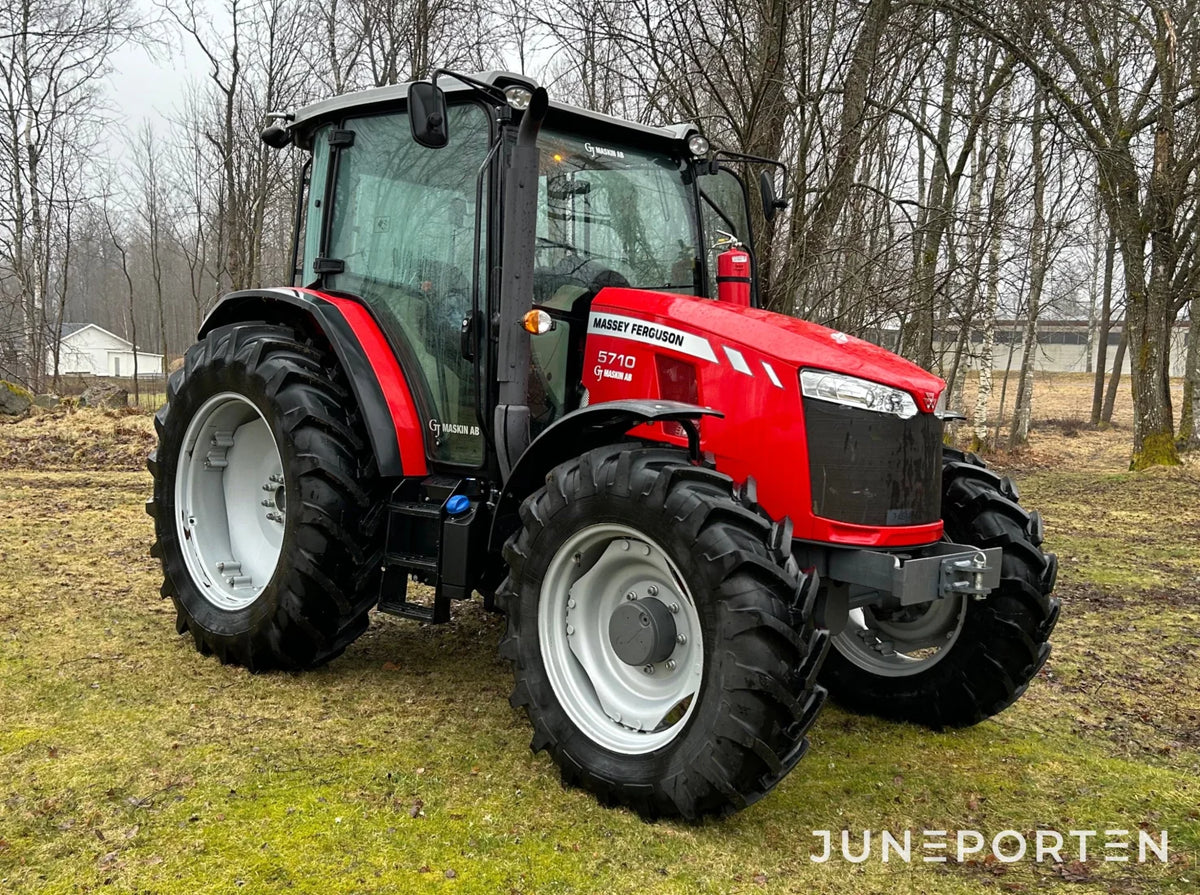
[[487, 399, 723, 555]]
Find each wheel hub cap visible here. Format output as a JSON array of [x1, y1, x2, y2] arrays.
[[608, 598, 677, 666]]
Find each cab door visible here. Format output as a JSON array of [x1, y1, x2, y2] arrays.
[[320, 102, 493, 467]]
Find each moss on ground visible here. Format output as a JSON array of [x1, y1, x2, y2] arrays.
[[2, 404, 1199, 892]]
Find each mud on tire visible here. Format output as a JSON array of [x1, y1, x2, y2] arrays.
[[820, 447, 1060, 728], [497, 444, 829, 819], [147, 323, 382, 671]]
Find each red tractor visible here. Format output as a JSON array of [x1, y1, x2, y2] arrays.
[[148, 71, 1059, 820]]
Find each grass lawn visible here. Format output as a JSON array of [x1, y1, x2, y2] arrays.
[[1, 392, 1198, 894]]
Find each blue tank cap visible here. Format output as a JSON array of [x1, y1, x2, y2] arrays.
[[446, 495, 471, 515]]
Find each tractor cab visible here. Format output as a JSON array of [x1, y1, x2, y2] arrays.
[[285, 71, 765, 467]]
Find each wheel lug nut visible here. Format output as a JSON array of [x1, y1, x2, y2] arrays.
[[566, 624, 575, 635], [647, 585, 658, 596], [665, 659, 676, 671], [642, 664, 654, 675], [567, 598, 576, 609], [668, 602, 680, 613], [676, 634, 687, 645], [625, 591, 637, 601], [261, 483, 273, 491], [261, 499, 272, 507]]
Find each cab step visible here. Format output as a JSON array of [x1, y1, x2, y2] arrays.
[[376, 476, 488, 624]]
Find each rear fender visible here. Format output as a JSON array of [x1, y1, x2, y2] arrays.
[[200, 287, 427, 477], [487, 399, 722, 555]]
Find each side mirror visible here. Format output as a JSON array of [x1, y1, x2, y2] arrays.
[[408, 81, 449, 148], [760, 170, 787, 221]]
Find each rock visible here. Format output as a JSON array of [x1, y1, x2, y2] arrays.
[[0, 380, 33, 415], [33, 394, 60, 409], [79, 384, 129, 409]]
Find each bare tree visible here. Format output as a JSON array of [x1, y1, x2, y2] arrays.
[[101, 191, 138, 401], [0, 0, 144, 387], [133, 122, 169, 371], [971, 82, 1014, 451], [1090, 226, 1117, 425], [953, 0, 1200, 467]]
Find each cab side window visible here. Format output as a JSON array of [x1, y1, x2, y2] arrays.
[[299, 125, 330, 286]]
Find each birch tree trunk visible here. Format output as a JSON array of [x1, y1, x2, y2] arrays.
[[972, 84, 1013, 451]]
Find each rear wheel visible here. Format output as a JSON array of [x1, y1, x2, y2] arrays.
[[498, 445, 828, 819], [820, 448, 1060, 728], [147, 323, 382, 670]]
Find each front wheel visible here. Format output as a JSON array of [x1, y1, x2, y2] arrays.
[[498, 445, 828, 819], [820, 448, 1060, 728]]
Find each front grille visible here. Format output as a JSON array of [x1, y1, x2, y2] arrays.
[[803, 398, 943, 527]]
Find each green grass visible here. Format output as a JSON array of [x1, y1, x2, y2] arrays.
[[1018, 463, 1200, 593], [1, 465, 1198, 893]]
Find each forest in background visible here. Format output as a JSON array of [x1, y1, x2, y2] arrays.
[[2, 0, 1199, 467]]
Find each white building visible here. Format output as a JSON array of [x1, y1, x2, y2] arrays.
[[51, 323, 164, 377], [967, 321, 1190, 376], [876, 321, 1191, 376]]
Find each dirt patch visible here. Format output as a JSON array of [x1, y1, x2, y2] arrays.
[[0, 406, 156, 471], [1052, 579, 1197, 615]]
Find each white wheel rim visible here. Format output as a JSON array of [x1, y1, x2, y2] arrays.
[[174, 392, 286, 611], [538, 523, 704, 755], [832, 594, 967, 678]]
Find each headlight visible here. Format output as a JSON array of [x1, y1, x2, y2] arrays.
[[504, 85, 533, 110], [687, 133, 710, 156], [800, 370, 919, 419]]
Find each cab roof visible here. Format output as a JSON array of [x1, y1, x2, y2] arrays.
[[288, 70, 698, 152]]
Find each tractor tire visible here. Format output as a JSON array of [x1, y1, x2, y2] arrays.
[[820, 447, 1060, 728], [497, 444, 828, 820], [147, 323, 382, 671]]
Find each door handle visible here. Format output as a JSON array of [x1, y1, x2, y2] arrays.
[[460, 313, 476, 361]]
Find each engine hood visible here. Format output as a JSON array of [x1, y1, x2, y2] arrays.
[[593, 289, 945, 402]]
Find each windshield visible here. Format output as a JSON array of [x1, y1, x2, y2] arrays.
[[533, 128, 698, 305]]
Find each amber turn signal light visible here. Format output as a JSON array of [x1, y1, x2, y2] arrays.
[[523, 309, 555, 334]]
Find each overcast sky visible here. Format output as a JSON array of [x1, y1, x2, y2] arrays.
[[101, 23, 208, 160]]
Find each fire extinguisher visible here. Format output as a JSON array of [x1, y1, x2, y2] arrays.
[[715, 232, 751, 306]]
